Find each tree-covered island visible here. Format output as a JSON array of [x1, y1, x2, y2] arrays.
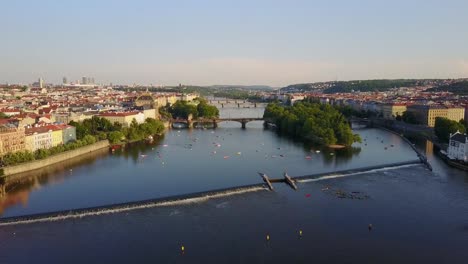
[[160, 97, 220, 119], [264, 102, 361, 147]]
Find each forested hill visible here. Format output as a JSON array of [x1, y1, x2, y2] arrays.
[[426, 81, 468, 95], [281, 79, 428, 93]]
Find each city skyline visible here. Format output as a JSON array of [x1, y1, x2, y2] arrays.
[[1, 0, 467, 86]]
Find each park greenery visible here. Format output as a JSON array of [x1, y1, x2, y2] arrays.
[[69, 116, 165, 144], [264, 102, 361, 146], [163, 98, 219, 119], [434, 117, 466, 143]]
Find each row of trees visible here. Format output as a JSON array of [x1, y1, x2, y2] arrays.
[[162, 98, 219, 119], [434, 117, 466, 143], [264, 102, 361, 146], [1, 134, 99, 166]]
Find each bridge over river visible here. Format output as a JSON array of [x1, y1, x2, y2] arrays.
[[171, 117, 264, 129]]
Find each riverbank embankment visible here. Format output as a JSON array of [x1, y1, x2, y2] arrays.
[[0, 140, 110, 177]]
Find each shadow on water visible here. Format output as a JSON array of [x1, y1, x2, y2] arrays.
[[266, 127, 362, 165]]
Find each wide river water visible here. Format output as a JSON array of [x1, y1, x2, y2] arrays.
[[0, 107, 467, 263]]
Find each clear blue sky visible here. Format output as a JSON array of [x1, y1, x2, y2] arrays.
[[1, 0, 467, 86]]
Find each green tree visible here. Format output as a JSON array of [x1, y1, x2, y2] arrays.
[[108, 131, 125, 144], [401, 111, 419, 124], [34, 148, 50, 159], [434, 117, 466, 143], [169, 101, 198, 119], [197, 101, 219, 118]]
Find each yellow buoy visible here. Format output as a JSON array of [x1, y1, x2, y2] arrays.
[[266, 234, 270, 241], [181, 245, 185, 252], [299, 230, 303, 236]]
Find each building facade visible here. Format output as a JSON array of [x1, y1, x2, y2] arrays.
[[50, 126, 63, 147], [0, 125, 26, 156], [406, 105, 465, 127], [447, 132, 468, 162], [61, 125, 76, 144], [382, 103, 407, 119], [25, 126, 53, 152]]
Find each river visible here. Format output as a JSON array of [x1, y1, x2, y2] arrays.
[[0, 107, 467, 263]]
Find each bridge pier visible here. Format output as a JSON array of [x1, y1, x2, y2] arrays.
[[221, 103, 224, 108], [241, 120, 246, 129], [238, 103, 240, 108], [213, 120, 218, 128]]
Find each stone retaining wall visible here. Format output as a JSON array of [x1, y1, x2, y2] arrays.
[[1, 140, 110, 177]]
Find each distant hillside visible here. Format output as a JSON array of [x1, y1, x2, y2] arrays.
[[209, 85, 274, 91], [426, 81, 468, 95], [323, 79, 422, 93], [281, 79, 440, 94], [281, 82, 332, 93]]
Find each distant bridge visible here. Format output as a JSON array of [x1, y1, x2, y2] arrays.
[[171, 118, 264, 129], [208, 99, 267, 108]]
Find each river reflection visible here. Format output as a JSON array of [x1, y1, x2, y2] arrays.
[[0, 147, 109, 215]]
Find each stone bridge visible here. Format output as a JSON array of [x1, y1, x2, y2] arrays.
[[171, 118, 264, 129]]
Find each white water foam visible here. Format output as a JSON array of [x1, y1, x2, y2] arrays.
[[297, 164, 421, 183], [0, 186, 266, 226]]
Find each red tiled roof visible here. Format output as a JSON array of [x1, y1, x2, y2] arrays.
[[25, 124, 63, 135]]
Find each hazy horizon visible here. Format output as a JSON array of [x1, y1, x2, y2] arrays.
[[1, 0, 467, 86]]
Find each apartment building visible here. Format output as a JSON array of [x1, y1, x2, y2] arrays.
[[0, 124, 26, 156], [381, 103, 407, 119], [406, 105, 465, 127]]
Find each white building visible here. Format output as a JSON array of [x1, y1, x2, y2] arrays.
[[447, 131, 468, 162]]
